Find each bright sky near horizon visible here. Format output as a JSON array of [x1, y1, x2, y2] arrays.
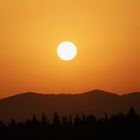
[[0, 0, 140, 98]]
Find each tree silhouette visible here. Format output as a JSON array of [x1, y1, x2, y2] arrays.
[[41, 112, 49, 127], [52, 112, 61, 127], [127, 107, 137, 120], [0, 107, 140, 139]]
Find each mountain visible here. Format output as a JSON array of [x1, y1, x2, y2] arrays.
[[0, 90, 140, 122]]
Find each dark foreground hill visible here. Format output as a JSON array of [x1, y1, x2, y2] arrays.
[[0, 90, 140, 122]]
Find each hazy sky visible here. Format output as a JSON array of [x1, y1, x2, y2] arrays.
[[0, 0, 140, 98]]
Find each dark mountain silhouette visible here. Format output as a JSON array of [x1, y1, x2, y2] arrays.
[[0, 89, 140, 122]]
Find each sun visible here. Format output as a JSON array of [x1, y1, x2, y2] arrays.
[[57, 41, 77, 61]]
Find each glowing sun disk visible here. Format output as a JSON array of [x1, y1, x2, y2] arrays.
[[57, 41, 77, 61]]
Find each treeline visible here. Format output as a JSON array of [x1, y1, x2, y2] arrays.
[[0, 107, 140, 140]]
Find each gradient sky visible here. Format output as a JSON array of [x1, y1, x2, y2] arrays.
[[0, 0, 140, 98]]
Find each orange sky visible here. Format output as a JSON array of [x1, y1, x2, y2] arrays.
[[0, 0, 140, 98]]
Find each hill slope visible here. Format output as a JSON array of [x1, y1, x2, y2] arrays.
[[0, 90, 140, 122]]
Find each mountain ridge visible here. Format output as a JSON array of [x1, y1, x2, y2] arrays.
[[0, 89, 118, 101], [0, 89, 140, 122]]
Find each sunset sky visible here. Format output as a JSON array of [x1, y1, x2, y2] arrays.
[[0, 0, 140, 98]]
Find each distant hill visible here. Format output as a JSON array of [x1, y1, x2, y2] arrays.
[[0, 90, 140, 122]]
